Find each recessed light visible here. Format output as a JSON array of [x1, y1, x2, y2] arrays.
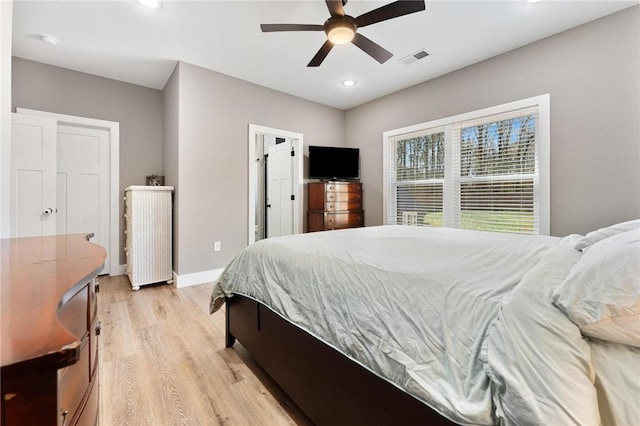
[[342, 79, 357, 87], [138, 0, 162, 9], [39, 34, 59, 46]]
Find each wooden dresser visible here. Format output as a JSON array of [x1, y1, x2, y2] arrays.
[[1, 234, 106, 426], [307, 181, 364, 232]]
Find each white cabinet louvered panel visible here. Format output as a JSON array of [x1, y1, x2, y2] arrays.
[[124, 185, 173, 290]]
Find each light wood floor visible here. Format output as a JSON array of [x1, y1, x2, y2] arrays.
[[98, 275, 312, 425]]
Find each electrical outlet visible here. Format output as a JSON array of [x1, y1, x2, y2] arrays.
[[214, 241, 221, 252]]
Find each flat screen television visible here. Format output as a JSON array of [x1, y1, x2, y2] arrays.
[[308, 146, 360, 181]]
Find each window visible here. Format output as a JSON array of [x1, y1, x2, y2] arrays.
[[383, 95, 550, 235]]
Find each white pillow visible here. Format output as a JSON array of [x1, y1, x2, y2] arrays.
[[574, 219, 640, 251], [552, 229, 640, 347]]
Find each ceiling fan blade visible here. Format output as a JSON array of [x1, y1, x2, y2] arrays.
[[325, 0, 345, 17], [351, 33, 393, 64], [261, 24, 324, 32], [355, 0, 425, 28], [308, 40, 334, 67]]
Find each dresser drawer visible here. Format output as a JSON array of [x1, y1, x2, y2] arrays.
[[89, 278, 98, 325], [75, 376, 98, 426], [325, 191, 361, 203], [90, 317, 100, 379], [325, 182, 361, 193], [58, 286, 89, 339], [324, 212, 364, 229], [325, 200, 362, 212], [59, 339, 90, 425]]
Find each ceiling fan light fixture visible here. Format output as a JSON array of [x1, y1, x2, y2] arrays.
[[326, 21, 356, 45]]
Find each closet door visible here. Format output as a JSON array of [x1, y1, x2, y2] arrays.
[[56, 124, 110, 273], [10, 113, 57, 237], [10, 110, 116, 275]]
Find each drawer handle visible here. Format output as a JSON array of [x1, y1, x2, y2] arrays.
[[95, 280, 100, 293], [328, 185, 334, 191], [95, 321, 102, 336], [328, 204, 334, 209], [327, 194, 335, 200], [61, 409, 69, 426]]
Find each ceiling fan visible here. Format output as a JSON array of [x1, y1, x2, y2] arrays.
[[260, 0, 426, 67]]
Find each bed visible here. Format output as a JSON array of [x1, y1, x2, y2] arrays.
[[210, 223, 640, 425]]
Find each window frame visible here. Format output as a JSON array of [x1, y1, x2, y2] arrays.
[[382, 94, 550, 235]]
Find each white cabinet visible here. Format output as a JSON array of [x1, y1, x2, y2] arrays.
[[124, 186, 173, 290]]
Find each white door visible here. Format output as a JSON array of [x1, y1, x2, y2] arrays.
[[266, 140, 294, 238], [10, 115, 112, 274], [10, 113, 57, 237], [56, 124, 111, 273]]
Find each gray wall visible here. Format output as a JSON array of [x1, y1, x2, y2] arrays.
[[174, 62, 344, 275], [345, 6, 640, 237], [163, 64, 180, 271], [12, 57, 164, 263]]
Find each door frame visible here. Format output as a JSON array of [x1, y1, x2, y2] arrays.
[[18, 108, 120, 276], [248, 124, 303, 245]]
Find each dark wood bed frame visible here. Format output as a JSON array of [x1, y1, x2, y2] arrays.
[[225, 295, 457, 425]]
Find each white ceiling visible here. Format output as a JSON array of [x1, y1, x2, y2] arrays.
[[12, 0, 637, 110]]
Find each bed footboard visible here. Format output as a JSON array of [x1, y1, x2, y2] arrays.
[[225, 295, 455, 426]]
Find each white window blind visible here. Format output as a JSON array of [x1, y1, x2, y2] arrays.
[[384, 96, 549, 235], [452, 106, 539, 233], [386, 128, 445, 226]]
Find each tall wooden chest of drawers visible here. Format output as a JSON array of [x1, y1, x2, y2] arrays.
[[307, 181, 364, 232]]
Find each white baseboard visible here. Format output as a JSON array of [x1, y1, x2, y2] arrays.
[[173, 268, 225, 288], [112, 264, 127, 276], [109, 265, 224, 288], [111, 264, 222, 289]]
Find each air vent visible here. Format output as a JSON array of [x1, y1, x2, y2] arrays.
[[399, 49, 429, 66]]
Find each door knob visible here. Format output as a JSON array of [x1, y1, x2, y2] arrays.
[[43, 208, 54, 215]]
